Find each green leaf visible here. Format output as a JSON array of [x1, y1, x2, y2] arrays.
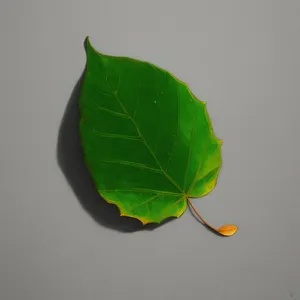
[[79, 37, 223, 225]]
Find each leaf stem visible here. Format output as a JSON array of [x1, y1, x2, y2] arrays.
[[187, 198, 217, 231], [187, 198, 238, 237]]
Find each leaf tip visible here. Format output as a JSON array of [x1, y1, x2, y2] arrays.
[[217, 224, 238, 236], [84, 36, 92, 51]]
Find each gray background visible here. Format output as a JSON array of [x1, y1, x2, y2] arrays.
[[1, 0, 299, 299]]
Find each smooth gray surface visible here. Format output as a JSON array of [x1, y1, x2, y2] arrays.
[[1, 0, 300, 299]]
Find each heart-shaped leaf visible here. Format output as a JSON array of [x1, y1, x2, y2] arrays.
[[79, 37, 237, 235]]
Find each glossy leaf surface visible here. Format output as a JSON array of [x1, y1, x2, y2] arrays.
[[79, 38, 222, 225]]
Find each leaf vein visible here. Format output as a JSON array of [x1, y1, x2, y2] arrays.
[[91, 100, 129, 118], [92, 129, 141, 141], [163, 196, 186, 215], [102, 159, 163, 174], [130, 194, 160, 213]]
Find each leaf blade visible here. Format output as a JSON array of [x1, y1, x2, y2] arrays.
[[79, 37, 222, 224]]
